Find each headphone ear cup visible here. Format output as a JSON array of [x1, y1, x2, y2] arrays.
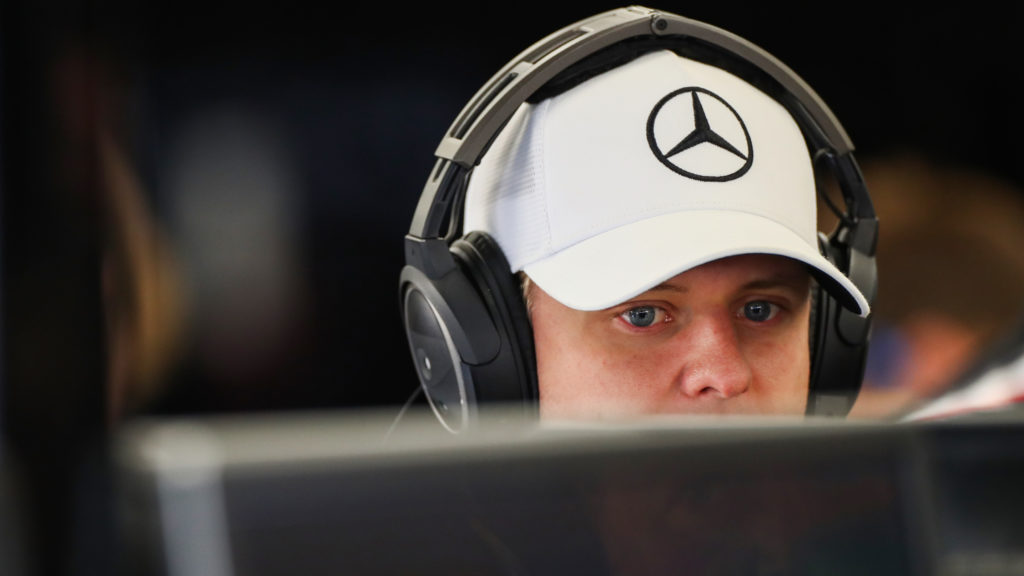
[[399, 230, 538, 433], [807, 233, 871, 417], [449, 231, 539, 414]]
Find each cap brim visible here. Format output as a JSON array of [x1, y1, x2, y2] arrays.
[[523, 210, 870, 316]]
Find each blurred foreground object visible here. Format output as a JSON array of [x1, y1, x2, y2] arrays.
[[113, 409, 1024, 576]]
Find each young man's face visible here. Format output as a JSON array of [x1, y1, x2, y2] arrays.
[[529, 254, 813, 420]]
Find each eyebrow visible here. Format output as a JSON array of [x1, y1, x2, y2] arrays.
[[646, 282, 689, 294]]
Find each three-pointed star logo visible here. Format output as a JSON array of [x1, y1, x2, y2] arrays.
[[646, 87, 753, 182]]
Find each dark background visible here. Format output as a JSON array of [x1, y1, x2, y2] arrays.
[[2, 2, 1024, 575]]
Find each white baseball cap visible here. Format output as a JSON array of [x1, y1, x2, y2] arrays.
[[464, 49, 870, 316]]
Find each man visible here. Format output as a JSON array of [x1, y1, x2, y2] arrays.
[[394, 15, 883, 570], [401, 8, 874, 428], [461, 47, 870, 420]]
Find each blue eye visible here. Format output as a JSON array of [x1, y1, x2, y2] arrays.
[[743, 301, 776, 322], [623, 306, 660, 327]]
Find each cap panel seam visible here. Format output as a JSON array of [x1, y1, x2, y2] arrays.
[[537, 98, 554, 261]]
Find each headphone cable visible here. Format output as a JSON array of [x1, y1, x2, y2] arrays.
[[383, 385, 424, 443]]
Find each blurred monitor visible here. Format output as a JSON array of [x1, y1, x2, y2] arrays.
[[0, 446, 29, 576], [117, 409, 1018, 576], [914, 409, 1024, 574]]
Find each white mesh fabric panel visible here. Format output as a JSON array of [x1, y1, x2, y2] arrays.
[[464, 100, 553, 273]]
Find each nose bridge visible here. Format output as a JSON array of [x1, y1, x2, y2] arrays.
[[678, 312, 752, 399]]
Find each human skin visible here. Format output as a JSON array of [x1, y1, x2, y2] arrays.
[[528, 254, 813, 419]]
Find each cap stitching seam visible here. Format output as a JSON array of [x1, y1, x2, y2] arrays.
[[538, 99, 554, 260]]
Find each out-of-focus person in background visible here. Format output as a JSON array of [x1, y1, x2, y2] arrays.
[[824, 153, 1024, 420], [100, 127, 189, 426], [47, 47, 191, 427], [902, 309, 1024, 421]]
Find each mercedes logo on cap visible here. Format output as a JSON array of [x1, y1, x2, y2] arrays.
[[647, 87, 753, 182]]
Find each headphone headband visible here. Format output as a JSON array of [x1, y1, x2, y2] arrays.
[[408, 5, 855, 241]]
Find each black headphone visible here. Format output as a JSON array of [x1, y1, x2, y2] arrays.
[[399, 6, 877, 433]]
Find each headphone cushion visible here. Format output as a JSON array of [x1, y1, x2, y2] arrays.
[[450, 231, 538, 404]]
